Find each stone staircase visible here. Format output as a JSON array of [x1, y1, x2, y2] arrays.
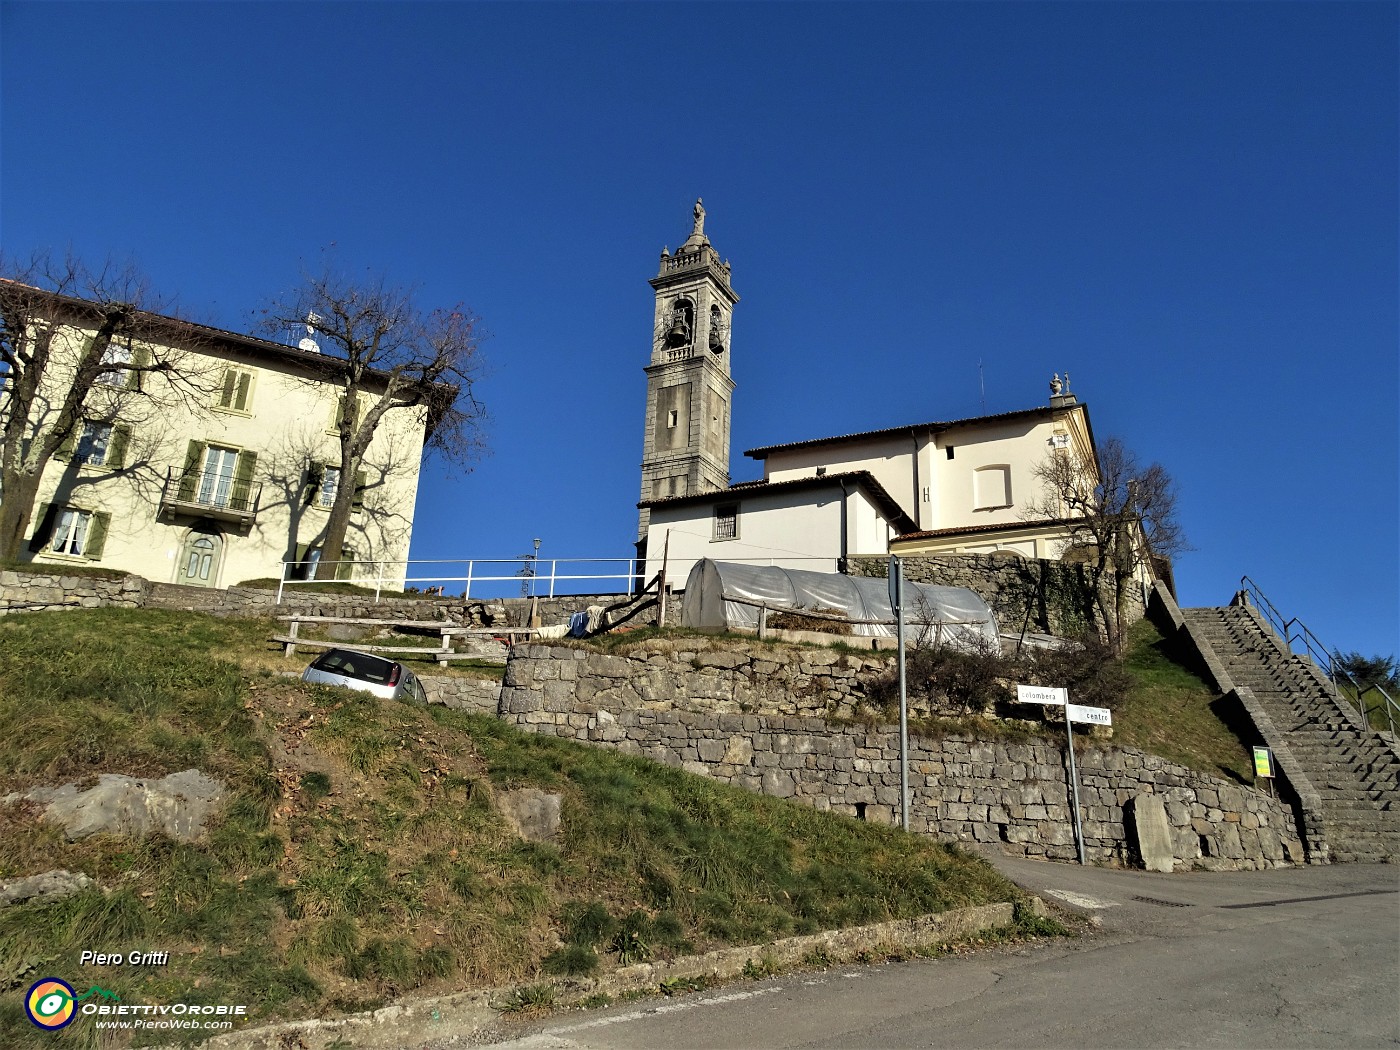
[[1182, 604, 1400, 863]]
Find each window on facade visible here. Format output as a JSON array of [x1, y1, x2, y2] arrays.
[[714, 504, 738, 540], [973, 465, 1013, 510], [319, 466, 340, 508], [57, 421, 128, 469], [74, 422, 112, 466], [293, 545, 357, 581], [96, 339, 133, 387], [197, 445, 240, 508], [314, 464, 366, 510], [33, 506, 109, 560], [217, 368, 253, 412], [51, 509, 91, 555], [331, 393, 361, 432]]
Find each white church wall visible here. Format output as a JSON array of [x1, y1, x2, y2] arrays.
[[645, 486, 848, 586], [760, 434, 917, 517], [932, 416, 1064, 529]]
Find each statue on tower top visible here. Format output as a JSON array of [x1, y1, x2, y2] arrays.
[[679, 197, 710, 252]]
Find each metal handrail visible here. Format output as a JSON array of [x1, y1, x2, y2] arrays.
[[275, 556, 643, 604], [1239, 576, 1399, 738]]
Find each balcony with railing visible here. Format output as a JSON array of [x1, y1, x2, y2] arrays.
[[159, 466, 262, 525]]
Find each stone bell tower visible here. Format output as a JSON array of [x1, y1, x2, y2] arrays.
[[637, 198, 739, 543]]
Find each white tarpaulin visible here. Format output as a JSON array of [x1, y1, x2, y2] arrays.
[[680, 560, 998, 649]]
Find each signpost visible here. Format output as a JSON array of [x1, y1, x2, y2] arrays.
[[889, 556, 909, 832], [1252, 746, 1274, 778], [1015, 683, 1112, 865], [1253, 746, 1275, 797]]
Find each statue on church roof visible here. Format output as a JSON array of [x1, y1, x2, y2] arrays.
[[1050, 373, 1062, 396], [692, 198, 706, 238]]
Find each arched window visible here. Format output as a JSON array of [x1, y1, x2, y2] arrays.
[[708, 304, 726, 352], [666, 299, 694, 347]]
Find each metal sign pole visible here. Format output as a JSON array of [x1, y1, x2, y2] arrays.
[[889, 556, 910, 832], [1064, 712, 1086, 865]]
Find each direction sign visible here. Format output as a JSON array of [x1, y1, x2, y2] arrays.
[[1066, 703, 1112, 726], [1016, 684, 1067, 706]]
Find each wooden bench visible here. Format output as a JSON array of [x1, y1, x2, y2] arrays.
[[271, 636, 450, 658], [276, 615, 535, 658]]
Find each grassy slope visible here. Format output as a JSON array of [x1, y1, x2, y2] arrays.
[[1114, 618, 1255, 784], [0, 609, 1025, 1047]]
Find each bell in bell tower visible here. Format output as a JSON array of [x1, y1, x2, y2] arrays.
[[637, 199, 739, 544]]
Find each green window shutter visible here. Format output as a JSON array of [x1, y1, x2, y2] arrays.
[[233, 450, 258, 511], [28, 503, 57, 552], [336, 550, 355, 581], [352, 469, 367, 510], [294, 543, 311, 580], [176, 440, 206, 501], [235, 371, 251, 411], [106, 425, 130, 469], [219, 369, 237, 408], [53, 427, 78, 462], [127, 346, 152, 391], [84, 512, 110, 560], [332, 392, 359, 430]]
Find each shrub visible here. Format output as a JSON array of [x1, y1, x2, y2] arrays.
[[870, 637, 1013, 715], [542, 944, 599, 976], [1021, 633, 1132, 712]]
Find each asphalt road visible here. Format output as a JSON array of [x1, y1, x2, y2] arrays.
[[471, 855, 1400, 1050]]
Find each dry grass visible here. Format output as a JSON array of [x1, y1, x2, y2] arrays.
[[1114, 618, 1255, 783], [0, 607, 1027, 1047]]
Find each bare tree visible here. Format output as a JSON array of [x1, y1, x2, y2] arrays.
[[1024, 436, 1186, 650], [261, 269, 486, 579], [0, 253, 206, 562]]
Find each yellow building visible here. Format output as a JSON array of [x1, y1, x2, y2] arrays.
[[9, 289, 434, 589]]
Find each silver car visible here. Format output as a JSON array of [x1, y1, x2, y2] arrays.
[[301, 648, 429, 705]]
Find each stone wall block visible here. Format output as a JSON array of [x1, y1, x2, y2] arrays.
[[496, 638, 1301, 872]]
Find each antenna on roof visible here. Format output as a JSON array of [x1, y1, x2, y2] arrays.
[[978, 359, 986, 412], [297, 311, 322, 354]]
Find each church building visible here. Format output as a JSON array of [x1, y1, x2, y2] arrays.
[[635, 202, 1102, 586]]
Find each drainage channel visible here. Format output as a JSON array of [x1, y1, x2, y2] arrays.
[[1131, 895, 1192, 908]]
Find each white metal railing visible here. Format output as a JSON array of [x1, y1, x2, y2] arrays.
[[274, 556, 644, 604]]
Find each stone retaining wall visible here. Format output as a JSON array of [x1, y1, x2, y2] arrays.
[[1, 567, 667, 631], [501, 643, 1302, 871], [420, 674, 502, 714], [0, 570, 150, 615], [145, 583, 648, 627], [510, 638, 900, 721], [850, 553, 1145, 639]]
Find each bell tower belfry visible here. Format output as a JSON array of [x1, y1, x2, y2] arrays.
[[637, 198, 739, 543]]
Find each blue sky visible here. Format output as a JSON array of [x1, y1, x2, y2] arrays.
[[2, 2, 1395, 658]]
